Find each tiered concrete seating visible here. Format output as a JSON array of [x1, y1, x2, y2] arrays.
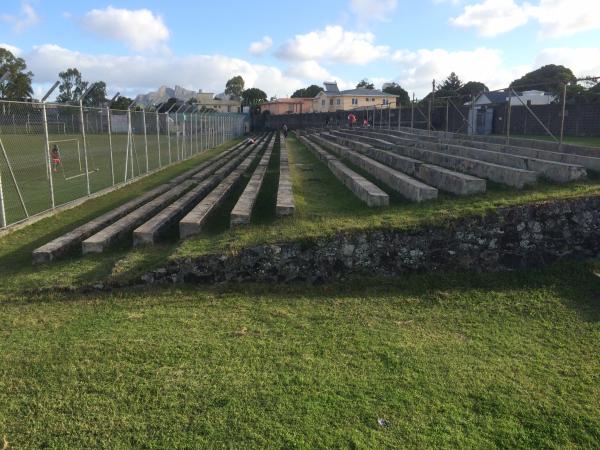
[[332, 129, 537, 189], [329, 130, 486, 195], [82, 180, 196, 254], [179, 137, 267, 239], [314, 133, 438, 202], [276, 134, 295, 216], [230, 134, 276, 226], [358, 128, 587, 183], [32, 183, 173, 264], [133, 136, 267, 245], [300, 135, 389, 206]]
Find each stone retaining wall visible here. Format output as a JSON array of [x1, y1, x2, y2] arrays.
[[138, 195, 600, 285]]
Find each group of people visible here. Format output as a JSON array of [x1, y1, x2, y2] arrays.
[[347, 113, 370, 128]]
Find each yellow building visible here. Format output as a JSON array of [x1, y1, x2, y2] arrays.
[[312, 81, 397, 113], [196, 92, 241, 113]]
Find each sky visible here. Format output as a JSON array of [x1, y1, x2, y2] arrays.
[[1, 0, 599, 101]]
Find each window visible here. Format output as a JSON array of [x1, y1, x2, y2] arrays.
[[352, 98, 358, 105], [330, 99, 333, 106], [366, 98, 369, 102], [372, 98, 375, 101], [382, 99, 389, 105], [321, 100, 325, 106], [336, 99, 341, 105]]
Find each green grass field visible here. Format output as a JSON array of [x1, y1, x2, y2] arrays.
[[0, 134, 599, 447], [0, 131, 205, 225]]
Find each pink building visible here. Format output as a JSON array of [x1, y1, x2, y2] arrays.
[[260, 98, 313, 115]]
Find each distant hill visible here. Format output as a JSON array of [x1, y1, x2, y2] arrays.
[[135, 85, 198, 106]]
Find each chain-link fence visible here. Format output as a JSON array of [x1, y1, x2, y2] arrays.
[[0, 99, 247, 229], [264, 76, 600, 148]]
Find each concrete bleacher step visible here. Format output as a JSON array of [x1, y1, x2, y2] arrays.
[[32, 183, 173, 264], [132, 137, 266, 245], [364, 129, 588, 183], [230, 134, 276, 227], [82, 179, 196, 254], [179, 137, 268, 239], [314, 133, 438, 202], [276, 134, 295, 216], [168, 139, 249, 185], [300, 135, 389, 207], [329, 130, 486, 195]]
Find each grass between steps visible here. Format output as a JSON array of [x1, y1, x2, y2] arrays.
[[0, 261, 598, 448]]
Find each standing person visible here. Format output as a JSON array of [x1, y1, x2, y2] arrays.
[[50, 145, 61, 173], [363, 117, 369, 128], [282, 124, 288, 138], [348, 112, 357, 128]]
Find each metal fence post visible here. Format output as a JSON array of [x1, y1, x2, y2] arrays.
[[445, 99, 449, 133], [0, 166, 5, 228], [560, 82, 567, 147], [166, 112, 172, 164], [411, 94, 415, 129], [506, 89, 512, 144], [106, 106, 115, 186], [41, 102, 56, 208], [156, 111, 161, 168], [79, 100, 91, 195], [175, 112, 180, 160], [142, 108, 149, 172]]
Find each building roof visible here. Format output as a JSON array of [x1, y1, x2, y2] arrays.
[[319, 81, 395, 97]]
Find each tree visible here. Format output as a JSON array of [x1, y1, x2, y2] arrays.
[[225, 75, 245, 99], [459, 81, 489, 99], [0, 47, 33, 100], [510, 64, 576, 95], [111, 95, 133, 110], [84, 81, 106, 107], [241, 87, 267, 106], [436, 72, 463, 98], [56, 68, 88, 103], [291, 84, 324, 98], [382, 83, 410, 104], [157, 97, 178, 112], [356, 79, 375, 90]]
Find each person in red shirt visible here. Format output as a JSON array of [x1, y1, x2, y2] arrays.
[[348, 113, 357, 128], [50, 145, 61, 173]]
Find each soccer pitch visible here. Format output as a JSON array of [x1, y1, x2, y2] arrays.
[[0, 132, 184, 224]]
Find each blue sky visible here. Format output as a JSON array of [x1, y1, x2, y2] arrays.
[[1, 0, 599, 100]]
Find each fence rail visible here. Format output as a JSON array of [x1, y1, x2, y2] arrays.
[[0, 99, 247, 230]]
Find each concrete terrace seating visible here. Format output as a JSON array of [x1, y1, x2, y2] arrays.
[[346, 128, 585, 184], [32, 183, 173, 264], [300, 135, 389, 206], [32, 141, 252, 263], [313, 133, 438, 202], [179, 136, 268, 239], [334, 128, 537, 189], [82, 179, 197, 254], [329, 130, 486, 195], [230, 134, 276, 227], [276, 134, 295, 216], [133, 136, 267, 245]]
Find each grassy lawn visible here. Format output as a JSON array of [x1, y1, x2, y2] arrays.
[[0, 262, 599, 448]]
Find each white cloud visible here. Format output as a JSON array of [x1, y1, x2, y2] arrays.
[[350, 0, 397, 23], [24, 44, 303, 99], [451, 0, 600, 38], [527, 0, 600, 38], [0, 43, 22, 56], [276, 25, 389, 65], [285, 60, 333, 81], [82, 7, 170, 51], [451, 0, 528, 37], [1, 2, 40, 33], [249, 36, 273, 56], [392, 47, 526, 96]]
